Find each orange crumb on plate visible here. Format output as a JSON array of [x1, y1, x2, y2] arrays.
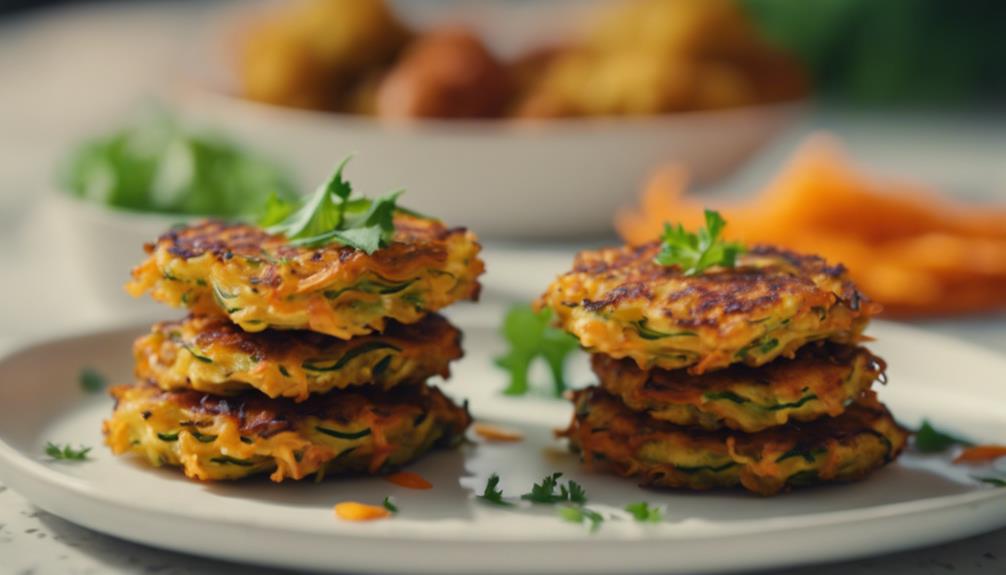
[[473, 423, 524, 443], [953, 445, 1006, 464], [385, 471, 433, 490], [333, 502, 392, 522]]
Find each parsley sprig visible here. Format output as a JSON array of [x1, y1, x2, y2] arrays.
[[45, 442, 91, 461], [383, 496, 399, 513], [476, 473, 513, 506], [262, 157, 421, 254], [521, 472, 587, 505], [914, 420, 974, 453], [495, 305, 580, 397], [624, 502, 663, 523], [654, 209, 744, 275], [558, 506, 605, 532]]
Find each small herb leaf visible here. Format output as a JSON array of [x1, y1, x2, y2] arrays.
[[383, 496, 399, 513], [477, 473, 512, 506], [654, 209, 744, 275], [45, 442, 91, 461], [625, 501, 663, 523], [558, 505, 604, 532], [79, 368, 106, 393], [914, 420, 974, 453], [495, 305, 580, 397]]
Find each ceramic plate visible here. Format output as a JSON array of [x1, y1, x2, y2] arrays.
[[0, 318, 1004, 574]]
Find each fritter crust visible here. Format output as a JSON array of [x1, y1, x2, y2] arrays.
[[593, 343, 884, 433], [538, 243, 877, 373], [562, 387, 906, 496], [104, 382, 471, 482], [126, 216, 483, 339], [134, 313, 462, 401]]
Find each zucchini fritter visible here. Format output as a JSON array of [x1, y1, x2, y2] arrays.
[[104, 382, 471, 482], [593, 343, 884, 433], [538, 244, 877, 373], [127, 216, 483, 339], [563, 387, 906, 496], [134, 313, 462, 401]]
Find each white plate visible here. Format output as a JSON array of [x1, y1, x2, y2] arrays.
[[0, 319, 1004, 574]]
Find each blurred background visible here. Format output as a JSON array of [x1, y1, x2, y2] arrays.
[[0, 0, 1003, 349]]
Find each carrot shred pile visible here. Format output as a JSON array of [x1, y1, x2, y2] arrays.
[[473, 423, 524, 443], [616, 134, 1006, 317]]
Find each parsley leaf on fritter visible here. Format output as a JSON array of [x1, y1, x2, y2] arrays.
[[655, 209, 744, 275], [265, 157, 420, 254]]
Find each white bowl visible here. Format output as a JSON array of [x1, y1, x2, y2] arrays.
[[175, 89, 803, 239]]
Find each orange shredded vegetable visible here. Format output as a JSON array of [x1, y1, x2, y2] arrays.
[[616, 134, 1006, 317], [473, 423, 524, 443], [953, 445, 1006, 464], [333, 501, 392, 522], [385, 471, 433, 490]]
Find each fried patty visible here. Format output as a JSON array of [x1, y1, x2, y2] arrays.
[[563, 387, 905, 496], [127, 216, 484, 339], [104, 382, 471, 482], [538, 244, 877, 373], [593, 343, 884, 433], [134, 313, 462, 401]]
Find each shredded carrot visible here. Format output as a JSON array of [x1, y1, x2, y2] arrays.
[[953, 445, 1006, 464], [385, 471, 433, 490], [333, 501, 391, 522], [473, 423, 524, 443]]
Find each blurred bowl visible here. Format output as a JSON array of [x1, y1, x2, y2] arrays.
[[175, 89, 803, 239], [46, 192, 196, 319]]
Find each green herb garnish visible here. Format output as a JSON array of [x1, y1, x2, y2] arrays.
[[383, 496, 399, 513], [557, 505, 604, 532], [79, 368, 106, 393], [521, 472, 588, 504], [974, 476, 1006, 487], [914, 420, 974, 453], [476, 473, 512, 506], [62, 110, 295, 217], [264, 157, 422, 254], [624, 502, 663, 523], [495, 305, 580, 397], [45, 442, 91, 461], [654, 209, 744, 275]]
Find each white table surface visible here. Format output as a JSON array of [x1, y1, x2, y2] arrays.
[[1, 2, 1004, 574]]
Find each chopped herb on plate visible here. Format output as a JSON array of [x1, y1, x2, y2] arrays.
[[476, 473, 512, 506], [625, 502, 663, 523], [914, 420, 973, 453], [79, 367, 106, 393], [557, 505, 604, 532], [45, 442, 91, 461]]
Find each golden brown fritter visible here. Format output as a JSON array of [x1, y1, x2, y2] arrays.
[[134, 313, 462, 401], [104, 382, 471, 482], [127, 215, 483, 339], [562, 387, 906, 496], [538, 243, 877, 373], [593, 343, 884, 433]]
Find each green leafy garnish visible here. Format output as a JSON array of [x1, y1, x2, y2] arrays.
[[45, 442, 91, 461], [521, 472, 588, 504], [654, 209, 744, 275], [914, 420, 974, 453], [494, 305, 581, 397], [62, 110, 296, 217], [624, 502, 663, 523], [476, 473, 513, 506], [557, 505, 604, 532], [383, 496, 399, 513], [974, 476, 1006, 488], [79, 368, 106, 393], [264, 157, 421, 254]]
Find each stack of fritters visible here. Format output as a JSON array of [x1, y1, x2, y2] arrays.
[[105, 216, 483, 482], [539, 244, 908, 496]]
